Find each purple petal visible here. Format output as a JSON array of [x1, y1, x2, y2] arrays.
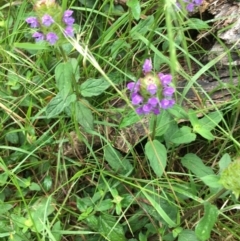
[[26, 17, 39, 28], [63, 16, 75, 25], [158, 73, 172, 86], [131, 93, 143, 105], [142, 59, 152, 74], [46, 32, 58, 45], [136, 107, 144, 115], [64, 26, 74, 37], [42, 14, 54, 26], [142, 104, 152, 114], [160, 99, 175, 109], [152, 107, 160, 115], [194, 0, 202, 5], [147, 83, 157, 95], [148, 97, 159, 107], [32, 32, 44, 41], [127, 81, 140, 93], [63, 10, 73, 17], [163, 87, 175, 97], [186, 3, 194, 12]]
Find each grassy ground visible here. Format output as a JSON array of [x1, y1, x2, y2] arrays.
[[1, 0, 240, 240]]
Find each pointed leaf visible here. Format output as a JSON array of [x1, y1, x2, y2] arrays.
[[145, 140, 167, 177]]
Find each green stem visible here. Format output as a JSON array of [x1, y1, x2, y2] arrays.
[[151, 114, 157, 140]]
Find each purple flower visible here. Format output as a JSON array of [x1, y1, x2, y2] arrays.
[[147, 83, 157, 95], [32, 32, 44, 42], [42, 14, 54, 26], [186, 3, 194, 12], [62, 10, 75, 25], [46, 32, 58, 45], [131, 93, 143, 105], [142, 104, 152, 114], [160, 99, 175, 109], [63, 10, 73, 18], [163, 87, 175, 97], [64, 26, 74, 37], [158, 73, 172, 86], [194, 0, 202, 5], [148, 97, 159, 107], [26, 17, 39, 28], [142, 59, 152, 74], [127, 81, 140, 93]]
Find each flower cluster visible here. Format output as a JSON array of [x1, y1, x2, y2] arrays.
[[25, 0, 74, 45], [176, 0, 202, 12], [127, 59, 175, 115]]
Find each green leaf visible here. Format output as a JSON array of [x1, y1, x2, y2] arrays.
[[104, 146, 132, 174], [55, 62, 73, 98], [42, 175, 52, 191], [178, 229, 199, 241], [171, 126, 196, 144], [119, 110, 141, 128], [130, 16, 154, 39], [219, 153, 232, 173], [194, 126, 215, 140], [150, 110, 171, 136], [29, 182, 41, 191], [145, 140, 167, 177], [195, 203, 218, 241], [45, 93, 76, 118], [0, 203, 13, 215], [127, 0, 141, 20], [80, 78, 110, 97], [69, 58, 80, 81], [95, 199, 114, 212], [198, 111, 222, 131], [98, 214, 126, 241], [185, 18, 210, 30], [200, 175, 222, 188], [14, 42, 49, 50], [181, 153, 214, 178], [75, 100, 94, 130], [5, 131, 19, 144], [111, 39, 130, 59]]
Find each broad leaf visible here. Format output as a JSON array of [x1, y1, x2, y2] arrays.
[[127, 0, 141, 20], [178, 229, 199, 241], [145, 140, 167, 177], [181, 153, 214, 178], [98, 214, 126, 241], [200, 174, 222, 188], [46, 93, 76, 118], [195, 203, 218, 241], [219, 153, 232, 173], [75, 100, 94, 130], [55, 62, 73, 98], [80, 78, 110, 97]]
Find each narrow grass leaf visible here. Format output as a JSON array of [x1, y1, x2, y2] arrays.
[[80, 78, 110, 97], [181, 153, 214, 178], [14, 42, 49, 50], [145, 140, 167, 178], [195, 202, 218, 241]]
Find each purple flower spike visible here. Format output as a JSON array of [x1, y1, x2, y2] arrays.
[[147, 83, 157, 95], [46, 32, 58, 45], [32, 32, 44, 42], [143, 59, 152, 74], [163, 87, 175, 97], [42, 14, 54, 26], [26, 17, 39, 28], [132, 93, 143, 105], [64, 26, 74, 37]]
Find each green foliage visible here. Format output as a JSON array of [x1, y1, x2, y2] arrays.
[[0, 0, 239, 240]]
